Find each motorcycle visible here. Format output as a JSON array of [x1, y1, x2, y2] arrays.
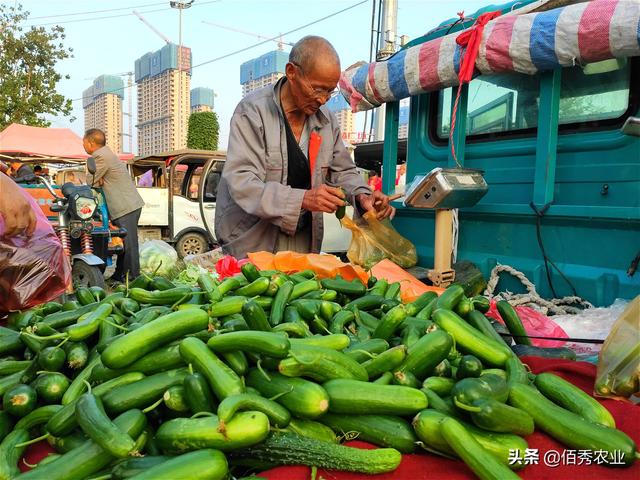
[[29, 158, 126, 289]]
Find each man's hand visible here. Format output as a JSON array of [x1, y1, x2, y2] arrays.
[[357, 191, 396, 220], [0, 173, 37, 237], [302, 184, 345, 213]]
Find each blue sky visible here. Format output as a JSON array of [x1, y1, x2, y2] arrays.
[[17, 0, 491, 152]]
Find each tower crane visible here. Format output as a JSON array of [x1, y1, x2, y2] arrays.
[[133, 10, 172, 44], [201, 21, 292, 50]]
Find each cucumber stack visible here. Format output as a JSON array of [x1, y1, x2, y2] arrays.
[[0, 268, 636, 480]]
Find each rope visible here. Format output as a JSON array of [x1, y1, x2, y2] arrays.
[[451, 208, 459, 263], [484, 264, 593, 315]]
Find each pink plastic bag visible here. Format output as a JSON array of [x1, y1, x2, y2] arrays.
[[486, 301, 569, 348], [215, 255, 249, 279], [0, 190, 71, 313]]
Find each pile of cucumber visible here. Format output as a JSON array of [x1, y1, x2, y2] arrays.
[[0, 263, 637, 480]]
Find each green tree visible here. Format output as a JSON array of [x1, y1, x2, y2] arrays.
[[0, 4, 73, 131], [187, 111, 219, 150]]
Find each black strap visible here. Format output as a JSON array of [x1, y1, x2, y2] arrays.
[[503, 333, 604, 345]]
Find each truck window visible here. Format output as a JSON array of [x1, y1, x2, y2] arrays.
[[436, 71, 540, 139], [558, 62, 630, 125], [434, 60, 632, 142]]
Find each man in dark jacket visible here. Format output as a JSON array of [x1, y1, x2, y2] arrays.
[[83, 129, 145, 282]]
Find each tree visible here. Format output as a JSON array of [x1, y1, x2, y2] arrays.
[[187, 111, 219, 150], [0, 4, 73, 131]]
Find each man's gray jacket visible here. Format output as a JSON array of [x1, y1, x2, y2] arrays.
[[215, 78, 371, 259], [90, 146, 144, 220]]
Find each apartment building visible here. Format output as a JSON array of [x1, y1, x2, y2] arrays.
[[135, 44, 191, 156], [240, 50, 288, 97], [82, 75, 124, 153], [190, 87, 215, 113]]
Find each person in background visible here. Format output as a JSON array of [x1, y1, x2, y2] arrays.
[[10, 162, 33, 181], [33, 165, 43, 176], [396, 163, 406, 194], [215, 36, 394, 258], [83, 128, 145, 283], [368, 170, 382, 192], [0, 171, 37, 237]]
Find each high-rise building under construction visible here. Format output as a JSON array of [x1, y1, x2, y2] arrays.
[[82, 75, 125, 153], [135, 43, 191, 156], [240, 50, 288, 97]]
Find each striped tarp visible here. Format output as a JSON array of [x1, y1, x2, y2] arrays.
[[340, 0, 640, 112]]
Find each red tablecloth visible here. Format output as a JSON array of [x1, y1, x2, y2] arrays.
[[259, 357, 640, 480]]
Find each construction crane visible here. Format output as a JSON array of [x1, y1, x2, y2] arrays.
[[133, 10, 172, 44], [201, 21, 292, 50]]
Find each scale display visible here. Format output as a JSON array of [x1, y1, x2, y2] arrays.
[[405, 168, 489, 209]]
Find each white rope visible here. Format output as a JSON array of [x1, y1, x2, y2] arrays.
[[451, 208, 459, 264], [484, 263, 593, 315]]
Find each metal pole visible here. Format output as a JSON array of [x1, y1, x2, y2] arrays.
[[178, 7, 182, 150], [374, 0, 398, 142]]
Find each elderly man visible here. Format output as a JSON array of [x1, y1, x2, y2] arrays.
[[83, 128, 144, 282], [215, 35, 394, 258]]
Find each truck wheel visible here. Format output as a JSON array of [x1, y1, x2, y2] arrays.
[[72, 261, 106, 289], [176, 232, 208, 258]]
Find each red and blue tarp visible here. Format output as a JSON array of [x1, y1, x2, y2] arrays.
[[340, 0, 640, 112]]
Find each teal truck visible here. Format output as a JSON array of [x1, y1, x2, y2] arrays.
[[343, 0, 639, 306]]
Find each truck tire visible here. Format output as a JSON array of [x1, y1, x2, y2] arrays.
[[176, 232, 208, 258]]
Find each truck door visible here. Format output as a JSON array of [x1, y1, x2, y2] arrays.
[[198, 158, 224, 244]]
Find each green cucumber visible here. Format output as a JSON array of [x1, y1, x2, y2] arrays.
[[439, 417, 520, 480], [505, 355, 529, 388], [284, 418, 337, 443], [209, 296, 248, 317], [290, 280, 321, 300], [361, 345, 407, 378], [509, 383, 637, 466], [329, 310, 355, 335], [155, 411, 270, 453], [34, 372, 70, 404], [451, 374, 509, 407], [66, 342, 90, 370], [344, 338, 389, 363], [399, 329, 453, 380], [373, 371, 394, 385], [246, 369, 329, 419], [456, 354, 483, 379], [421, 388, 460, 418], [227, 431, 402, 475], [235, 276, 270, 297], [461, 398, 534, 436], [405, 292, 439, 317], [496, 300, 531, 346], [218, 393, 291, 428], [0, 429, 30, 480], [102, 368, 188, 414], [221, 351, 249, 376], [320, 278, 366, 297], [435, 284, 465, 310], [511, 344, 577, 360], [323, 379, 427, 415], [3, 383, 37, 417], [46, 372, 144, 437], [101, 309, 209, 369], [38, 346, 66, 371], [128, 286, 192, 305], [344, 295, 386, 312], [17, 409, 147, 480], [534, 372, 616, 428], [269, 280, 294, 326], [163, 385, 190, 412], [127, 449, 228, 480], [179, 337, 244, 400], [433, 309, 511, 367], [62, 353, 100, 405], [0, 359, 31, 376], [184, 372, 217, 414], [0, 411, 13, 442], [289, 333, 350, 350], [14, 404, 62, 430], [241, 299, 272, 331], [110, 456, 170, 480], [412, 409, 527, 469], [241, 262, 261, 282], [422, 376, 456, 396], [372, 305, 407, 340], [320, 413, 417, 453], [287, 344, 368, 381], [76, 393, 138, 457], [466, 310, 509, 346]]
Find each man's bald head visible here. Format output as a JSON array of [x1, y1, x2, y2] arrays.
[[289, 36, 340, 75]]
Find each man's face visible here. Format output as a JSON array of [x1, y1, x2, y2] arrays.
[[82, 137, 93, 155], [288, 58, 340, 116]]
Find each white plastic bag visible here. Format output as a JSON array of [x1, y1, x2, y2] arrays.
[[139, 239, 178, 278]]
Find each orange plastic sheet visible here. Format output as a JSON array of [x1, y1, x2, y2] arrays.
[[247, 251, 369, 284], [371, 259, 445, 302], [247, 252, 444, 303]]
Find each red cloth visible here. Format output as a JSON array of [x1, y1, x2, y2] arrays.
[[455, 11, 502, 83], [259, 358, 640, 480]]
